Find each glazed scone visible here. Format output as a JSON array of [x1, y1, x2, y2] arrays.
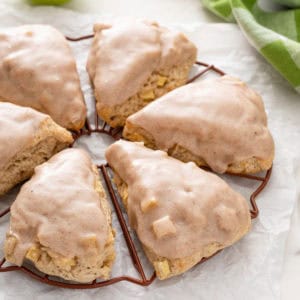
[[124, 75, 275, 174], [87, 19, 197, 127], [105, 140, 251, 280], [0, 102, 73, 196], [0, 25, 86, 130], [4, 148, 115, 283]]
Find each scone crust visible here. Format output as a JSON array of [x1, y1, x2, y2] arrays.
[[0, 117, 73, 196], [4, 165, 115, 283], [112, 171, 250, 280], [96, 60, 196, 128], [123, 121, 274, 174]]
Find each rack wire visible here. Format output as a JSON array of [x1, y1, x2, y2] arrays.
[[0, 42, 272, 288]]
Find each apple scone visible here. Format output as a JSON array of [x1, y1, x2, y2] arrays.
[[105, 140, 251, 280], [87, 19, 197, 127], [124, 75, 274, 174], [0, 25, 86, 130], [5, 148, 115, 283], [0, 102, 73, 196]]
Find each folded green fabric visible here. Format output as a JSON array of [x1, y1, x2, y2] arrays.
[[272, 0, 300, 7], [202, 0, 300, 92]]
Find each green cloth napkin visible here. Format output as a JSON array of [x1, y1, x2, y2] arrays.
[[202, 0, 300, 92]]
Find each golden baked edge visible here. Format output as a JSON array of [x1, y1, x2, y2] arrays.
[[123, 121, 274, 174], [94, 58, 196, 128], [112, 171, 250, 280], [0, 98, 87, 132], [0, 118, 73, 196], [4, 165, 116, 283]]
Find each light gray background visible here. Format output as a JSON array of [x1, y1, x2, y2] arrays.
[[1, 1, 300, 299]]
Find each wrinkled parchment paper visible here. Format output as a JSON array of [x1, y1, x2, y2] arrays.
[[0, 2, 300, 299]]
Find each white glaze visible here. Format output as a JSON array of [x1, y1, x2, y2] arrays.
[[7, 149, 109, 265], [106, 140, 251, 259], [127, 75, 275, 173], [0, 25, 86, 129]]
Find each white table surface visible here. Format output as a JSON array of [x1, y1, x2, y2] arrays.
[[2, 0, 300, 299]]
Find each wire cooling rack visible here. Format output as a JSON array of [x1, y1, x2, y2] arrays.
[[0, 34, 272, 289]]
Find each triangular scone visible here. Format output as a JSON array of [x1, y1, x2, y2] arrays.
[[87, 19, 197, 127], [105, 140, 251, 280], [5, 148, 115, 283], [0, 102, 73, 196], [124, 75, 275, 174], [0, 25, 86, 130]]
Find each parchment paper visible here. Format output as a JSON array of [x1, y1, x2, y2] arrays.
[[0, 2, 300, 299]]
